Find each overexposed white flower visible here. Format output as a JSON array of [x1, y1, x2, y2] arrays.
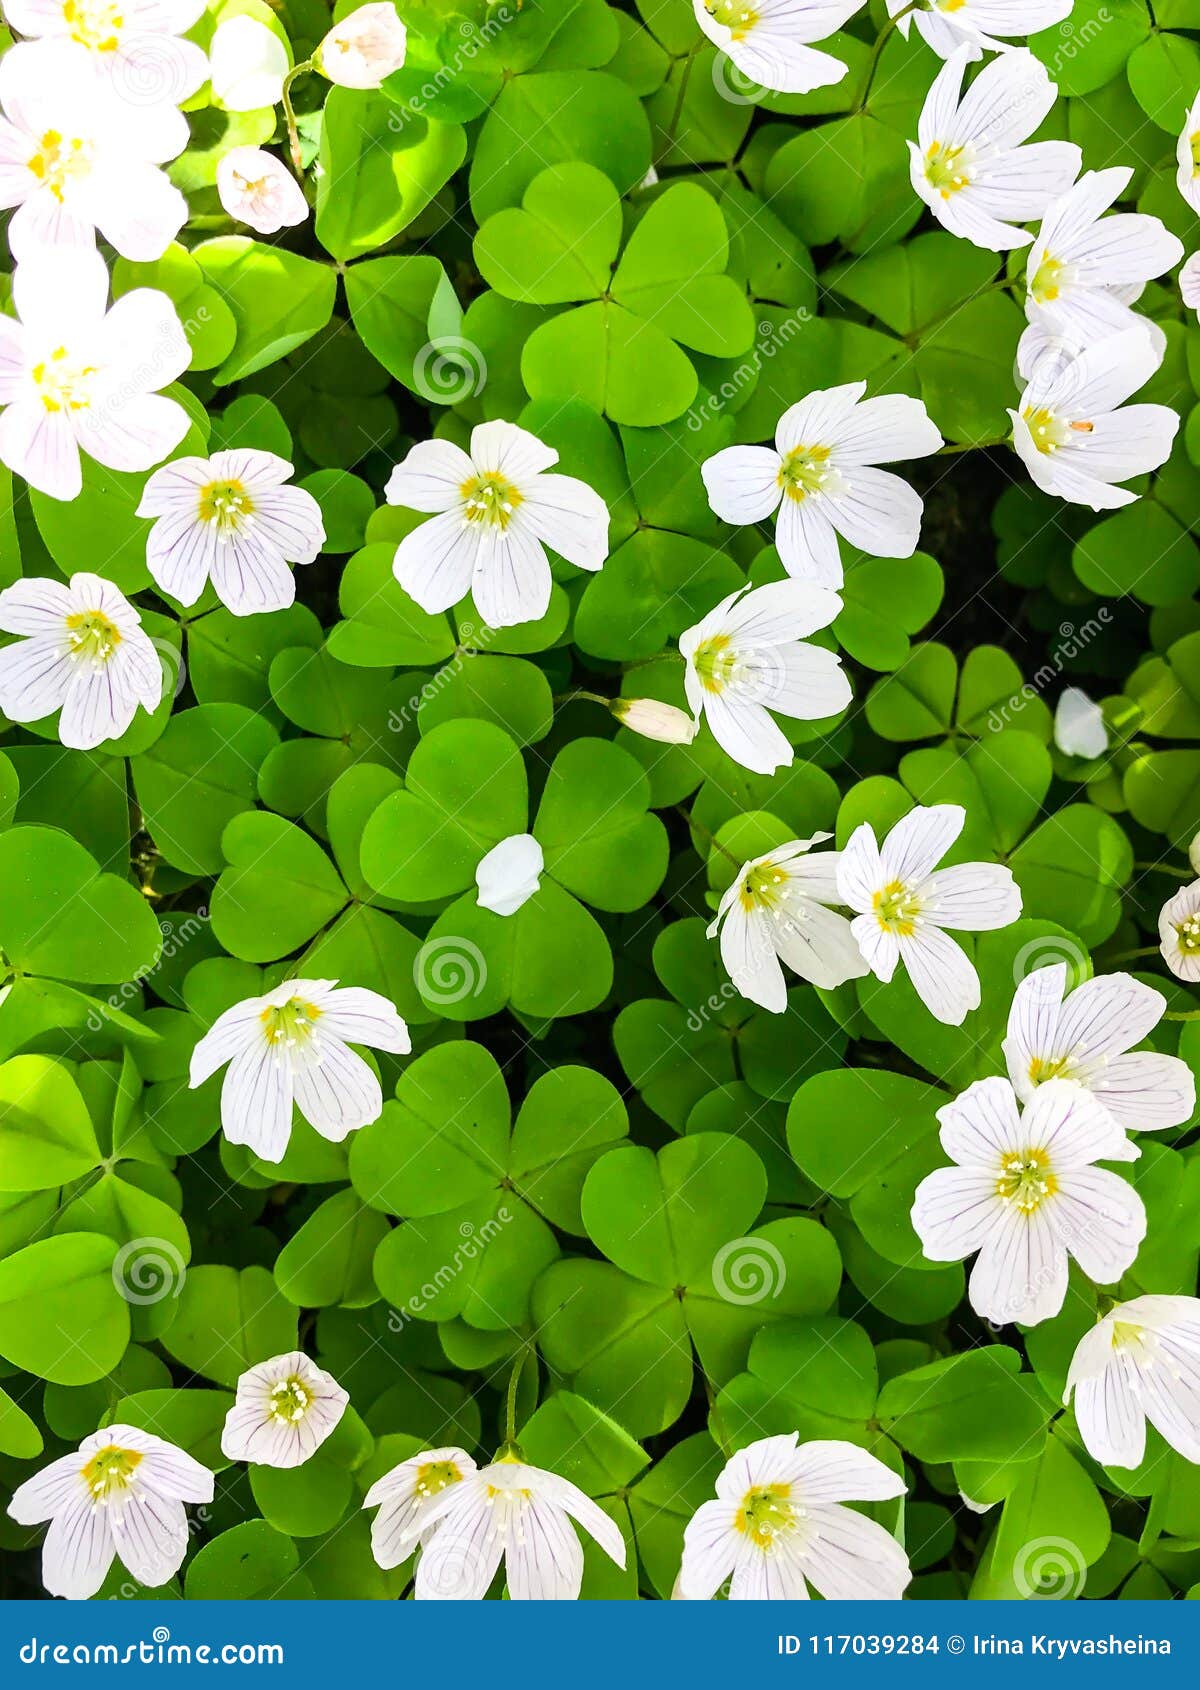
[[137, 448, 325, 614], [316, 1, 407, 88], [1053, 686, 1108, 759], [3, 0, 209, 107], [221, 1352, 348, 1468], [1011, 325, 1178, 510], [216, 145, 308, 235], [412, 1456, 626, 1599], [1181, 252, 1200, 315], [1025, 169, 1183, 347], [363, 1446, 476, 1568], [836, 803, 1021, 1025], [611, 697, 697, 744], [707, 833, 868, 1011], [0, 249, 190, 500], [1159, 880, 1200, 983], [909, 47, 1080, 251], [386, 420, 609, 630], [0, 39, 187, 259], [678, 1434, 910, 1601], [680, 580, 850, 776], [1177, 91, 1200, 214], [7, 1424, 212, 1600], [888, 0, 1072, 61], [475, 833, 543, 917], [189, 977, 411, 1163], [701, 385, 942, 589], [1004, 963, 1195, 1136], [0, 572, 163, 748], [1066, 1296, 1200, 1468], [209, 14, 287, 110], [912, 1076, 1145, 1326], [692, 0, 869, 96]]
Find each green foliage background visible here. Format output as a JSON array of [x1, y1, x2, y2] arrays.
[[2, 0, 1200, 1602]]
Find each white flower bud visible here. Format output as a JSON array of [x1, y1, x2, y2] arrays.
[[612, 698, 696, 744], [316, 2, 407, 89]]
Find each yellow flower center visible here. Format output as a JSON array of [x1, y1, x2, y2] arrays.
[[32, 346, 96, 414], [268, 1377, 312, 1423], [1110, 1319, 1156, 1362], [706, 0, 758, 35], [198, 478, 256, 537], [80, 1444, 143, 1499], [66, 609, 122, 666], [1175, 915, 1200, 954], [1030, 254, 1065, 304], [260, 997, 323, 1049], [1027, 1054, 1073, 1086], [735, 1482, 798, 1550], [739, 860, 789, 912], [62, 0, 125, 51], [461, 471, 523, 531], [414, 1459, 464, 1499], [1022, 406, 1093, 454], [924, 141, 971, 197], [691, 633, 738, 695], [933, 0, 967, 11], [995, 1148, 1057, 1213], [27, 129, 93, 202], [872, 879, 921, 937], [1191, 132, 1200, 178], [777, 443, 833, 504]]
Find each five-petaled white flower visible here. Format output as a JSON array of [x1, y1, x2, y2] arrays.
[[412, 1455, 626, 1600], [475, 832, 543, 917], [707, 833, 868, 1011], [0, 571, 163, 749], [680, 580, 850, 776], [836, 803, 1021, 1025], [1053, 686, 1108, 760], [315, 1, 407, 88], [221, 1352, 349, 1469], [1025, 169, 1183, 347], [887, 0, 1072, 61], [1066, 1295, 1200, 1468], [136, 448, 325, 615], [7, 1424, 213, 1600], [216, 145, 308, 235], [909, 47, 1080, 251], [1177, 90, 1200, 214], [692, 0, 869, 96], [189, 977, 411, 1164], [701, 385, 942, 589], [678, 1434, 910, 1601], [1159, 880, 1200, 983], [208, 14, 287, 111], [362, 1445, 476, 1568], [1010, 325, 1178, 510], [1004, 963, 1195, 1136], [0, 249, 190, 501], [912, 1076, 1146, 1326], [386, 420, 609, 631], [3, 0, 209, 107], [0, 39, 188, 260]]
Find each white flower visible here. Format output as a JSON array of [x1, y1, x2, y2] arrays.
[[1010, 325, 1179, 511], [836, 803, 1021, 1025], [1053, 686, 1108, 759], [887, 0, 1072, 61], [0, 571, 163, 749], [912, 1076, 1146, 1326], [1178, 91, 1200, 214], [221, 1352, 348, 1468], [611, 697, 697, 744], [1004, 963, 1195, 1136], [316, 1, 407, 88], [1065, 1296, 1200, 1468], [1159, 880, 1200, 984], [679, 580, 850, 776], [362, 1446, 477, 1568], [909, 47, 1080, 251], [1190, 833, 1200, 877], [136, 448, 325, 615], [188, 977, 411, 1164], [386, 420, 609, 631], [412, 1456, 626, 1599], [3, 0, 209, 107], [707, 833, 868, 1011], [216, 145, 308, 235], [209, 14, 287, 111], [7, 1424, 213, 1600], [678, 1434, 910, 1601], [0, 39, 188, 260], [692, 0, 868, 96], [475, 833, 543, 917], [1025, 169, 1183, 347], [1181, 252, 1200, 315], [701, 385, 942, 589], [0, 248, 190, 501]]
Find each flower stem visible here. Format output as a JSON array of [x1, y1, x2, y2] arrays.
[[1134, 860, 1193, 879], [1104, 945, 1160, 964], [1164, 1008, 1200, 1021], [501, 1342, 533, 1450], [667, 41, 701, 146], [281, 59, 314, 174], [677, 806, 741, 867], [855, 1, 919, 114]]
